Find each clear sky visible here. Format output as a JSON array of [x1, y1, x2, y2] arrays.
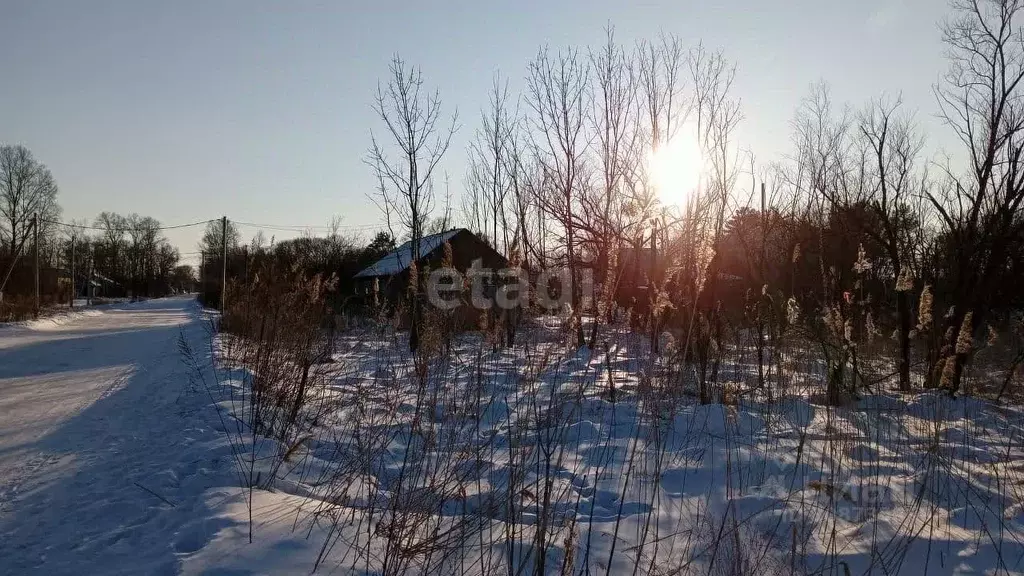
[[0, 1, 955, 266]]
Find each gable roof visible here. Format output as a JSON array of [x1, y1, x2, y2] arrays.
[[354, 228, 462, 279]]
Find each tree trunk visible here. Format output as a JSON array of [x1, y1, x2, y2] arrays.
[[566, 217, 584, 348], [896, 290, 912, 391], [409, 295, 420, 353]]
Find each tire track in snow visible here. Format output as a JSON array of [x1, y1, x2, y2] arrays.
[[0, 297, 236, 574], [0, 366, 137, 516]]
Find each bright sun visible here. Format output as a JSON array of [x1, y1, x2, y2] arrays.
[[648, 126, 704, 206]]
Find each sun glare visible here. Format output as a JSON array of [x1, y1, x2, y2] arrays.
[[648, 127, 704, 206]]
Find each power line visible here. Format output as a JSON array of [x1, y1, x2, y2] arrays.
[[39, 216, 389, 238], [159, 220, 218, 230], [232, 220, 385, 232], [41, 218, 215, 231]]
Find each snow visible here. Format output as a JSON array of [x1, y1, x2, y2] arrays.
[[0, 299, 136, 333], [2, 303, 1024, 574], [189, 327, 1024, 574], [354, 228, 461, 278], [0, 297, 236, 574]]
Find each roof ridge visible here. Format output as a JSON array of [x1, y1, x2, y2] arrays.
[[354, 228, 462, 278]]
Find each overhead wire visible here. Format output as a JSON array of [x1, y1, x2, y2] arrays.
[[40, 218, 216, 231], [39, 216, 388, 239], [232, 220, 385, 232]]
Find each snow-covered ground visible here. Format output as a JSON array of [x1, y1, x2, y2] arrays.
[[2, 302, 1024, 575], [0, 297, 236, 575], [187, 324, 1024, 575]]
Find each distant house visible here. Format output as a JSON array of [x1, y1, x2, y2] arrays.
[[86, 272, 121, 298], [353, 228, 509, 324]]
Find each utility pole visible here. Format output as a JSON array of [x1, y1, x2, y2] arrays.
[[200, 251, 206, 304], [32, 214, 39, 318], [760, 181, 767, 285], [70, 235, 76, 309], [650, 218, 658, 282], [200, 251, 206, 303], [649, 217, 658, 353], [89, 243, 95, 306], [220, 216, 227, 312]]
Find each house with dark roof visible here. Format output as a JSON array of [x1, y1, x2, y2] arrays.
[[354, 228, 509, 325]]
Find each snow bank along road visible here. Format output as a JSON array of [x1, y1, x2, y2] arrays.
[[0, 297, 234, 575]]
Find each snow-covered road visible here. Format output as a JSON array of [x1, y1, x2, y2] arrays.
[[0, 297, 233, 575]]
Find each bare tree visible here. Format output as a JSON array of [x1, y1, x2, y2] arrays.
[[637, 34, 686, 152], [198, 218, 241, 255], [582, 26, 641, 345], [797, 89, 927, 394], [689, 43, 742, 395], [856, 97, 925, 391], [125, 215, 161, 297], [930, 0, 1024, 393], [0, 145, 60, 257], [94, 211, 127, 284], [527, 47, 591, 348], [155, 242, 180, 290], [633, 34, 688, 353], [503, 114, 545, 270], [789, 83, 860, 402], [465, 74, 514, 255], [367, 54, 458, 352]]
